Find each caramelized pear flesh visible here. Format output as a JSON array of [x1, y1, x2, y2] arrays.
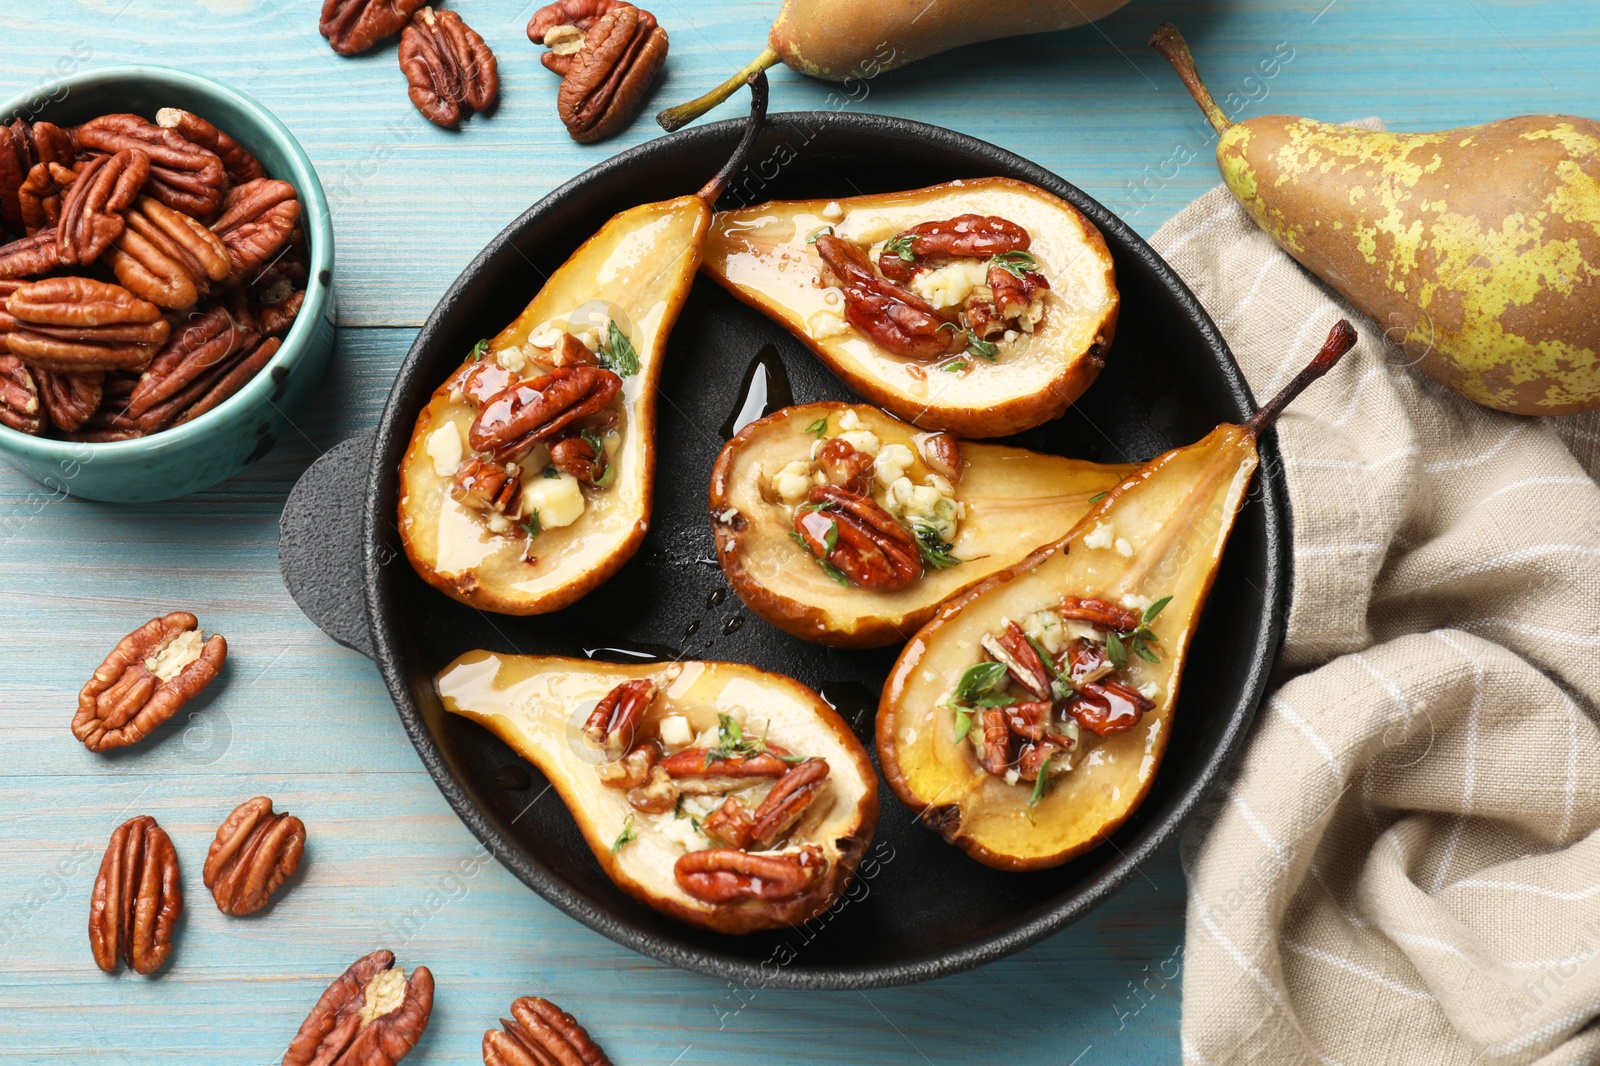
[[710, 402, 1134, 647], [437, 653, 878, 934], [877, 322, 1357, 870], [397, 76, 768, 615], [702, 179, 1119, 437]]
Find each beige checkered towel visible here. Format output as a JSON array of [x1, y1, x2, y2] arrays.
[[1151, 155, 1600, 1065]]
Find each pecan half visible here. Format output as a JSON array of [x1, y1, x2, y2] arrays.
[[555, 3, 669, 144], [450, 456, 522, 515], [18, 161, 75, 236], [203, 796, 306, 916], [6, 277, 170, 371], [210, 178, 301, 291], [0, 354, 43, 433], [528, 0, 630, 67], [89, 815, 182, 975], [259, 288, 305, 337], [814, 234, 961, 360], [816, 436, 873, 495], [73, 611, 227, 752], [30, 121, 77, 169], [583, 678, 655, 760], [107, 195, 233, 309], [1002, 699, 1051, 742], [75, 114, 227, 219], [155, 108, 265, 185], [167, 335, 280, 428], [749, 758, 829, 849], [989, 262, 1049, 322], [57, 149, 150, 267], [916, 430, 962, 483], [597, 743, 656, 790], [981, 620, 1052, 701], [126, 306, 240, 419], [0, 231, 61, 278], [794, 484, 923, 591], [876, 215, 1031, 283], [470, 366, 622, 464], [320, 0, 428, 55], [660, 746, 792, 789], [454, 358, 514, 404], [675, 846, 825, 904], [1017, 738, 1061, 783], [400, 6, 499, 129], [36, 368, 103, 432], [0, 120, 28, 235], [1065, 636, 1113, 686], [1067, 679, 1154, 737], [701, 795, 755, 849], [284, 949, 434, 1066], [484, 996, 612, 1066], [1058, 595, 1141, 633], [626, 765, 679, 813], [978, 708, 1012, 776], [548, 433, 606, 484]]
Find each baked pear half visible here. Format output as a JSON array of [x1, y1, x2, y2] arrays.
[[701, 178, 1119, 437], [397, 75, 768, 615], [877, 322, 1357, 870], [437, 651, 878, 934], [710, 402, 1133, 647]]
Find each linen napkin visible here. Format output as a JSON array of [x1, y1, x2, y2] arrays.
[[1149, 135, 1600, 1065]]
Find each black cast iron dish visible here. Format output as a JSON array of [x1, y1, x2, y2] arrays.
[[280, 112, 1288, 989]]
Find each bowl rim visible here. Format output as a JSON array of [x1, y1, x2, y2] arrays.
[[0, 63, 334, 458], [357, 110, 1291, 989]]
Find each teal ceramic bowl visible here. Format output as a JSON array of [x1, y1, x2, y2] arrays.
[[0, 66, 335, 501]]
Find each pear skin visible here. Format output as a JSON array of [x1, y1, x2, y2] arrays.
[[877, 322, 1356, 870], [1153, 24, 1600, 416]]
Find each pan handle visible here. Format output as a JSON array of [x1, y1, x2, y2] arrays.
[[278, 429, 377, 659]]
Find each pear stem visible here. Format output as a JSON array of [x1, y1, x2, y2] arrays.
[[696, 71, 769, 205], [659, 47, 781, 132], [1246, 320, 1357, 435], [1148, 23, 1232, 134]]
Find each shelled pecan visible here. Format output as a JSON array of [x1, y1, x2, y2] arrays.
[[56, 148, 150, 266], [127, 306, 241, 418], [876, 215, 1031, 283], [981, 620, 1053, 701], [450, 456, 522, 514], [597, 743, 656, 790], [210, 178, 300, 291], [0, 354, 43, 433], [916, 430, 962, 482], [583, 678, 655, 760], [105, 195, 233, 309], [156, 107, 265, 185], [0, 121, 27, 235], [73, 611, 227, 752], [548, 2, 668, 143], [528, 0, 628, 66], [284, 949, 434, 1066], [659, 745, 791, 784], [320, 0, 428, 55], [5, 277, 171, 372], [749, 758, 829, 849], [814, 234, 962, 361], [978, 708, 1011, 776], [35, 368, 103, 432], [399, 6, 499, 129], [484, 996, 612, 1066], [75, 114, 227, 219], [816, 436, 873, 495], [0, 232, 61, 278], [203, 796, 306, 916], [626, 765, 678, 813], [18, 161, 75, 236], [1066, 678, 1153, 737], [168, 335, 281, 428], [548, 433, 605, 483], [89, 815, 182, 975], [674, 845, 824, 904], [258, 287, 304, 337], [1057, 595, 1141, 633], [470, 366, 622, 463], [793, 484, 923, 591], [701, 795, 755, 849]]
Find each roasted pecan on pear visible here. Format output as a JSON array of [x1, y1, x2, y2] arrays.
[[876, 214, 1031, 283], [470, 365, 622, 463], [210, 178, 301, 291], [75, 114, 227, 219], [156, 108, 265, 185], [35, 368, 104, 432], [89, 815, 183, 975], [532, 0, 669, 143], [814, 233, 963, 360], [56, 148, 151, 266], [73, 611, 227, 752], [793, 483, 923, 591], [749, 758, 829, 849], [204, 796, 306, 916], [0, 354, 44, 433], [18, 161, 75, 236], [583, 677, 655, 760], [450, 455, 523, 515], [105, 195, 233, 309], [5, 277, 171, 372], [548, 433, 607, 484], [399, 6, 499, 129], [674, 845, 825, 904], [484, 996, 612, 1066], [321, 0, 428, 55], [284, 949, 434, 1066]]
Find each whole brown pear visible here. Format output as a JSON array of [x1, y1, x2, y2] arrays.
[[1152, 24, 1600, 416]]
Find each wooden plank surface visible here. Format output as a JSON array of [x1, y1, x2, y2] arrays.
[[2, 0, 1595, 1061]]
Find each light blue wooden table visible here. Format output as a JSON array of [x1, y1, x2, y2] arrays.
[[3, 1, 1594, 1061]]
